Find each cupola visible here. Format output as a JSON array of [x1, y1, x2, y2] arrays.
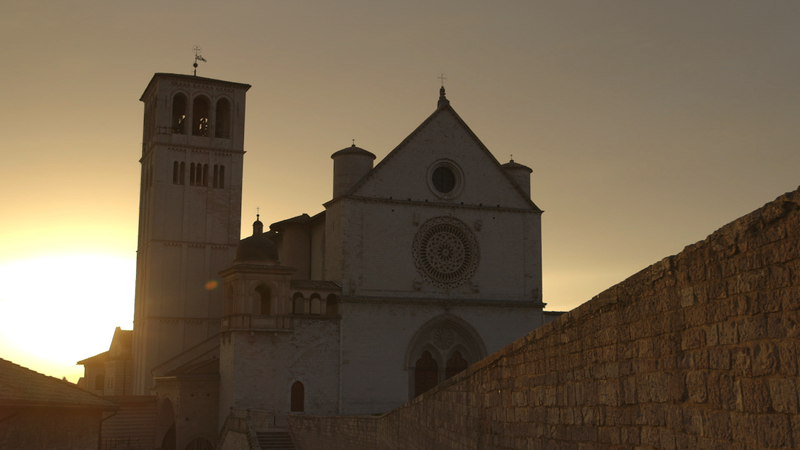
[[234, 215, 279, 264]]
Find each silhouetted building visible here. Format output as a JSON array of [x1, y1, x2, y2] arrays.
[[79, 73, 562, 450]]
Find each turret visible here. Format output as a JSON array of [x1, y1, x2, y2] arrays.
[[501, 159, 533, 198], [331, 143, 376, 198]]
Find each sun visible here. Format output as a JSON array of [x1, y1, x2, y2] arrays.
[[0, 254, 134, 382]]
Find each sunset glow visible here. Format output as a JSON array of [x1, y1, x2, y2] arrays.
[[2, 1, 800, 382]]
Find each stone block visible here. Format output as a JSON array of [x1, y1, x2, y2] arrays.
[[739, 378, 770, 413], [768, 377, 798, 413], [757, 414, 792, 449], [706, 372, 736, 410], [685, 371, 707, 403], [750, 341, 779, 376], [708, 347, 730, 370], [730, 347, 752, 377], [718, 320, 738, 345], [702, 410, 732, 440]]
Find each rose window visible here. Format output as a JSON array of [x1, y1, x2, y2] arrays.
[[413, 217, 479, 288]]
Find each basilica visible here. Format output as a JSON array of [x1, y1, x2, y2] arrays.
[[79, 73, 561, 450]]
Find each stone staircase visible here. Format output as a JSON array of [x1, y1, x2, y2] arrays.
[[256, 431, 294, 450]]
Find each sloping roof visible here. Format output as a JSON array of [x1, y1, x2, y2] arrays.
[[140, 73, 251, 101], [342, 100, 541, 211], [0, 358, 117, 410], [76, 351, 108, 366], [165, 358, 220, 377]]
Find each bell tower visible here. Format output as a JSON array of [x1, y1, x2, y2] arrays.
[[132, 73, 251, 394]]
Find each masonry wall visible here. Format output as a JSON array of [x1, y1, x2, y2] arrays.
[[289, 187, 800, 449]]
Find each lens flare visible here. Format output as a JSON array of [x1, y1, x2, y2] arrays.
[[205, 280, 219, 290]]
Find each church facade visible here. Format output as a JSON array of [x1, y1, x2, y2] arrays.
[[81, 73, 561, 450]]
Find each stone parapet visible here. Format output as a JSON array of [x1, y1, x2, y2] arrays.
[[288, 187, 800, 449]]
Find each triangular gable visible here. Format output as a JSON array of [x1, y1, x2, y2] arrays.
[[345, 104, 541, 211]]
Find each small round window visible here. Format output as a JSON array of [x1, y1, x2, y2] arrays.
[[427, 160, 464, 200], [432, 167, 456, 193]]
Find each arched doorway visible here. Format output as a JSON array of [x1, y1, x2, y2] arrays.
[[157, 398, 176, 450]]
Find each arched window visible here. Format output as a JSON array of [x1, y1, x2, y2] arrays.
[[291, 381, 304, 412], [219, 165, 225, 188], [202, 164, 208, 186], [414, 351, 438, 397], [292, 293, 304, 315], [190, 163, 196, 185], [256, 285, 271, 315], [213, 165, 219, 188], [215, 98, 231, 139], [326, 294, 338, 316], [445, 351, 468, 380], [309, 294, 321, 315], [192, 96, 210, 137], [172, 94, 187, 134], [95, 374, 104, 390], [179, 162, 185, 184]]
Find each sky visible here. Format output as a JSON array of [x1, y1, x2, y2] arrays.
[[1, 1, 799, 383]]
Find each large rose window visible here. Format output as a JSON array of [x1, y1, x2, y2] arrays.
[[412, 217, 479, 288]]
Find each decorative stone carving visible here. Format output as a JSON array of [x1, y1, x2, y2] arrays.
[[433, 327, 454, 350], [412, 217, 479, 288]]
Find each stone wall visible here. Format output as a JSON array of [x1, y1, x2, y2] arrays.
[[289, 187, 800, 449]]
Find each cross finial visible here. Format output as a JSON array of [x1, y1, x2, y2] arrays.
[[438, 73, 447, 86], [256, 206, 260, 220], [352, 138, 355, 147]]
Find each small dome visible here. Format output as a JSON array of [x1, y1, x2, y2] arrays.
[[234, 215, 278, 263], [235, 233, 279, 263]]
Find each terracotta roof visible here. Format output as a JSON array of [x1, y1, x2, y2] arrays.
[[76, 351, 108, 366], [0, 358, 117, 410]]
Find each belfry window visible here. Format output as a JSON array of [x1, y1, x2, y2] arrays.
[[414, 351, 438, 397], [95, 374, 104, 390], [192, 96, 210, 137], [215, 98, 231, 139], [172, 94, 187, 134], [213, 165, 226, 188]]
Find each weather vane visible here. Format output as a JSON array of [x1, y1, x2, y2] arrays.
[[192, 46, 207, 76]]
